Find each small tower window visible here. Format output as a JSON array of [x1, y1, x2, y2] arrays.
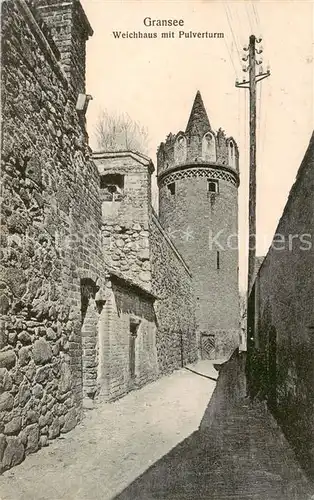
[[202, 132, 216, 162], [207, 180, 219, 193], [228, 140, 236, 168], [167, 182, 176, 195], [216, 251, 220, 269], [174, 135, 187, 164], [100, 174, 124, 202]]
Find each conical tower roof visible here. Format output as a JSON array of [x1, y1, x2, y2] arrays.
[[185, 91, 211, 136]]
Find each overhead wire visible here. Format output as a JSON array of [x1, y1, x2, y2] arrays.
[[223, 34, 239, 79], [223, 1, 243, 67], [251, 1, 262, 33], [245, 3, 255, 35]]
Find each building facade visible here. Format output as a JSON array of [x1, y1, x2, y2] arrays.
[[0, 0, 239, 473], [157, 91, 241, 358], [92, 150, 197, 391]]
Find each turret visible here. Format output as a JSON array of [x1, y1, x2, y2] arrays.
[[157, 91, 239, 178], [157, 91, 240, 358]]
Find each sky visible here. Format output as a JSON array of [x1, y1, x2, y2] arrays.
[[81, 0, 313, 291]]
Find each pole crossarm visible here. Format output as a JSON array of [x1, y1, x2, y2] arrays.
[[256, 71, 271, 83], [235, 82, 250, 89], [235, 71, 270, 89]]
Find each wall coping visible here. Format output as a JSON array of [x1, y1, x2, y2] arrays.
[[93, 150, 155, 174], [151, 209, 192, 278], [104, 265, 159, 300], [16, 0, 68, 89]]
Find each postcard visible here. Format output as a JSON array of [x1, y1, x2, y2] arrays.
[[0, 0, 313, 498]]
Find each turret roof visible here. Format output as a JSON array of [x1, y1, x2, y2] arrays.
[[185, 91, 211, 136]]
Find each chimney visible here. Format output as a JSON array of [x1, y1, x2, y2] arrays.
[[36, 0, 93, 94]]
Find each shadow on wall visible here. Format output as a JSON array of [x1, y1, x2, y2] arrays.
[[112, 282, 156, 324], [199, 349, 246, 431], [113, 349, 313, 500], [248, 294, 314, 481], [113, 349, 249, 500]]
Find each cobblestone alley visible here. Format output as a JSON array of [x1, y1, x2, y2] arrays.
[[0, 361, 218, 500], [0, 358, 313, 500]]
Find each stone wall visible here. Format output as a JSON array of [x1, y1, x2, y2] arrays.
[[93, 152, 153, 290], [247, 133, 314, 479], [0, 0, 104, 472], [93, 152, 198, 378], [150, 213, 197, 373], [1, 0, 199, 474], [101, 221, 151, 288]]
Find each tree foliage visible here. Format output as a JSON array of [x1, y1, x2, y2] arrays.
[[94, 109, 150, 155]]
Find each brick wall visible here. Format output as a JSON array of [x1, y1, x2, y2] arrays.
[[156, 92, 240, 358], [80, 280, 100, 400], [35, 0, 93, 94], [247, 133, 314, 479], [97, 277, 158, 401], [159, 174, 240, 358], [0, 0, 104, 471], [150, 213, 197, 373]]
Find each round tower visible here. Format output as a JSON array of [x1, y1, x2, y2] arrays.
[[157, 91, 240, 358]]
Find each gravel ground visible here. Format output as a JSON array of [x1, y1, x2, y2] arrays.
[[0, 360, 219, 500]]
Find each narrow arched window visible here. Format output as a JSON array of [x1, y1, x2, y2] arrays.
[[228, 140, 236, 168], [202, 133, 216, 162], [174, 135, 187, 164]]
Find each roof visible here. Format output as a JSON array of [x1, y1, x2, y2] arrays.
[[185, 91, 212, 136]]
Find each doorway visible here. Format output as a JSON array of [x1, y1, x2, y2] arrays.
[[200, 333, 215, 359], [80, 278, 99, 400], [129, 318, 140, 383]]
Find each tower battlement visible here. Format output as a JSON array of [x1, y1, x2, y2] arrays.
[[157, 91, 239, 183]]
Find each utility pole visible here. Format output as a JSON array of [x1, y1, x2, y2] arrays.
[[236, 35, 270, 295]]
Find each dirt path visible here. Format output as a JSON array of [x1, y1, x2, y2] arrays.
[[0, 360, 218, 500]]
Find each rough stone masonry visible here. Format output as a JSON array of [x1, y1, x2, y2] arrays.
[[0, 0, 104, 472], [0, 0, 204, 473]]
